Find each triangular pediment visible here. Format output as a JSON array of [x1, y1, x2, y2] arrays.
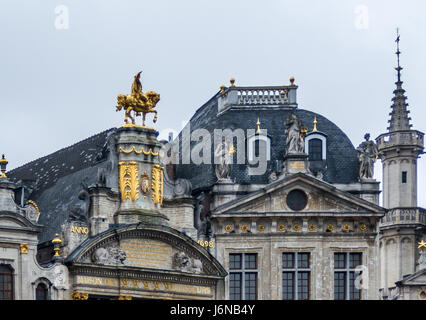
[[213, 173, 384, 215], [398, 269, 426, 286]]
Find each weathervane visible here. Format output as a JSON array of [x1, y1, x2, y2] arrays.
[[395, 28, 402, 83], [116, 72, 160, 127]]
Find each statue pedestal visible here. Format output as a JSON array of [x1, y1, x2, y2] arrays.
[[282, 152, 309, 176], [113, 125, 168, 226]]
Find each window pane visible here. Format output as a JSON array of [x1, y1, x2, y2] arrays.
[[282, 272, 294, 300], [334, 253, 346, 269], [297, 253, 310, 268], [309, 139, 322, 161], [297, 272, 310, 300], [36, 283, 48, 300], [230, 254, 242, 270], [229, 273, 241, 300], [244, 254, 257, 270], [282, 253, 295, 269], [244, 273, 257, 300], [0, 265, 13, 301], [349, 253, 362, 269], [349, 272, 361, 300], [334, 272, 346, 300]]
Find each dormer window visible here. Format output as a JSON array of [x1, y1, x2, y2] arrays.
[[308, 139, 323, 161], [305, 132, 327, 161]]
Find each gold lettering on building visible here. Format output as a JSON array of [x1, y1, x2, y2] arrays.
[[289, 161, 305, 170], [70, 226, 89, 234], [120, 239, 172, 269], [75, 276, 212, 296]]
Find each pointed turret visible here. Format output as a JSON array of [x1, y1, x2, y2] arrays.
[[376, 31, 424, 208], [376, 30, 425, 299], [387, 29, 412, 132]]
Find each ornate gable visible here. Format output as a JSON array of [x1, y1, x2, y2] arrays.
[[213, 173, 383, 216], [66, 224, 226, 277]]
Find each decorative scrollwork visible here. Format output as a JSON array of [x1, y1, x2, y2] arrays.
[[119, 161, 139, 202]]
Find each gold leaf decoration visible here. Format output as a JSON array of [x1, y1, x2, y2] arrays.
[[151, 164, 164, 205], [119, 161, 139, 202]]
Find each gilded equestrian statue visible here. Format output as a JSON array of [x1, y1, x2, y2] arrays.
[[116, 72, 160, 126]]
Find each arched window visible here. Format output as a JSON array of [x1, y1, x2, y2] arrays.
[[308, 139, 322, 161], [0, 265, 14, 300], [36, 283, 48, 300], [305, 132, 327, 161]]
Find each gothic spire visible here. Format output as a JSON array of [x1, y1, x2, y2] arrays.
[[387, 28, 412, 132]]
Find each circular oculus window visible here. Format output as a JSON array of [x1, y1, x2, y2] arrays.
[[286, 189, 308, 211]]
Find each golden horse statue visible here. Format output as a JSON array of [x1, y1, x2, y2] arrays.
[[116, 72, 160, 126]]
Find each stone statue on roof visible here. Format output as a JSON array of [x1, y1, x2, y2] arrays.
[[214, 138, 234, 181], [285, 112, 307, 154], [357, 133, 379, 180]]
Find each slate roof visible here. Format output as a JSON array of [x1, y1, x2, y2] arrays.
[[175, 92, 360, 191], [7, 128, 116, 242]]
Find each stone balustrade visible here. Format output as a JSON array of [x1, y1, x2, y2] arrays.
[[379, 207, 426, 227], [376, 130, 424, 150], [218, 85, 297, 113]]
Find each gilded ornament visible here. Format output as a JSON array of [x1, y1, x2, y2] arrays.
[[418, 240, 426, 249], [225, 225, 233, 232], [118, 146, 159, 156], [293, 224, 301, 232], [19, 243, 29, 254], [278, 224, 286, 232], [327, 224, 334, 232], [27, 200, 39, 216], [308, 224, 316, 232], [360, 224, 367, 232], [0, 154, 8, 178], [256, 118, 261, 134], [241, 225, 249, 232], [257, 225, 265, 232], [313, 116, 318, 132], [343, 224, 351, 232], [119, 161, 139, 202], [72, 292, 89, 300], [116, 71, 160, 127], [151, 164, 164, 205], [140, 172, 150, 197], [52, 233, 62, 257]]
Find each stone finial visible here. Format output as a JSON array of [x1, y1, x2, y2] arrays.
[[290, 76, 295, 86], [229, 78, 236, 87], [256, 118, 261, 134]]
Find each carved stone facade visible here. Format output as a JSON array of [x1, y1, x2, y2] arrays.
[[1, 64, 424, 300]]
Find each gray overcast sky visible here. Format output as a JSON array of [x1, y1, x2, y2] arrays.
[[1, 0, 425, 207]]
